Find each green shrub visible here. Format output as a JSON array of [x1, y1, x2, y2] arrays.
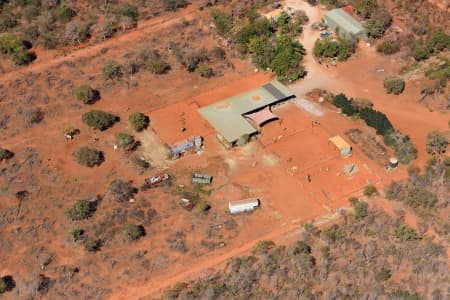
[[376, 40, 400, 55], [196, 200, 211, 212], [427, 31, 450, 52], [65, 199, 96, 221], [102, 60, 122, 80], [375, 268, 391, 282], [58, 4, 76, 22], [0, 148, 13, 161], [253, 240, 275, 254], [352, 200, 369, 219], [128, 112, 149, 131], [406, 187, 438, 209], [162, 0, 189, 11], [426, 131, 448, 155], [73, 147, 104, 167], [383, 76, 405, 95], [69, 228, 84, 242], [0, 277, 6, 293], [0, 33, 34, 65], [82, 110, 118, 131], [196, 63, 213, 78], [210, 9, 233, 35], [290, 240, 312, 255], [108, 179, 137, 202], [363, 185, 378, 197], [116, 3, 139, 22], [393, 224, 419, 241], [360, 108, 394, 136], [84, 238, 101, 252], [413, 46, 430, 61], [116, 132, 134, 148], [212, 46, 226, 60], [147, 59, 170, 74], [332, 93, 358, 116], [123, 224, 145, 241], [74, 85, 99, 104], [313, 38, 352, 61]]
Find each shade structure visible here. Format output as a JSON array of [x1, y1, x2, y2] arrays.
[[244, 106, 279, 127]]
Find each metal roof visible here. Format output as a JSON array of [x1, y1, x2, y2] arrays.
[[325, 8, 365, 35], [198, 81, 294, 143], [329, 135, 351, 150]]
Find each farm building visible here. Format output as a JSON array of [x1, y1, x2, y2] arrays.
[[229, 198, 260, 214], [198, 81, 295, 148], [324, 8, 367, 40], [329, 135, 352, 157]]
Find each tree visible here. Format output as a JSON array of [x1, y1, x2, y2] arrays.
[[64, 20, 90, 45], [355, 0, 379, 18], [116, 132, 135, 148], [102, 60, 122, 80], [210, 9, 233, 35], [363, 185, 378, 197], [426, 131, 448, 155], [427, 31, 450, 52], [0, 277, 6, 293], [162, 0, 189, 11], [73, 147, 104, 167], [352, 200, 369, 219], [147, 59, 170, 74], [74, 85, 99, 104], [196, 63, 213, 78], [128, 112, 149, 132], [116, 3, 139, 22], [393, 225, 419, 241], [0, 148, 13, 161], [0, 33, 34, 65], [196, 200, 211, 212], [108, 179, 137, 202], [413, 46, 430, 61], [65, 199, 96, 221], [82, 110, 117, 131], [84, 238, 101, 252], [123, 224, 145, 241], [376, 40, 400, 55], [383, 76, 405, 95], [58, 4, 76, 22], [375, 268, 391, 282], [270, 35, 306, 82], [406, 187, 438, 209], [69, 228, 84, 242]]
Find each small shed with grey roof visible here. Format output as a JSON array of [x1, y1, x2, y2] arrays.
[[198, 80, 294, 147], [324, 9, 367, 40]]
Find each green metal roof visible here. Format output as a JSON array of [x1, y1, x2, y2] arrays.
[[198, 80, 294, 143], [325, 9, 365, 35]]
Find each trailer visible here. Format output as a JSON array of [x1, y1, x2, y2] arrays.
[[228, 198, 260, 214], [191, 173, 213, 185], [168, 136, 203, 159], [140, 174, 170, 191]]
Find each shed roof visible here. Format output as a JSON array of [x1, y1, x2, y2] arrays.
[[264, 8, 284, 19], [198, 81, 294, 143], [329, 135, 351, 150], [325, 8, 365, 34]]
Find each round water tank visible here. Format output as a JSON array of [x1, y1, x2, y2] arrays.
[[389, 157, 398, 168]]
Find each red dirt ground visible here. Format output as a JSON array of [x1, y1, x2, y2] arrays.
[[0, 1, 448, 299]]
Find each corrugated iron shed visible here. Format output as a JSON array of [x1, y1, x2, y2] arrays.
[[198, 81, 294, 144]]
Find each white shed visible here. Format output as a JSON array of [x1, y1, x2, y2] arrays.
[[228, 198, 260, 214]]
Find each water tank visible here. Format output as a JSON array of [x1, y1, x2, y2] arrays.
[[389, 157, 398, 168]]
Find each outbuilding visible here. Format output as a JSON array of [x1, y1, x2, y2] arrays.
[[329, 135, 352, 157], [228, 198, 260, 214], [324, 8, 367, 40]]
